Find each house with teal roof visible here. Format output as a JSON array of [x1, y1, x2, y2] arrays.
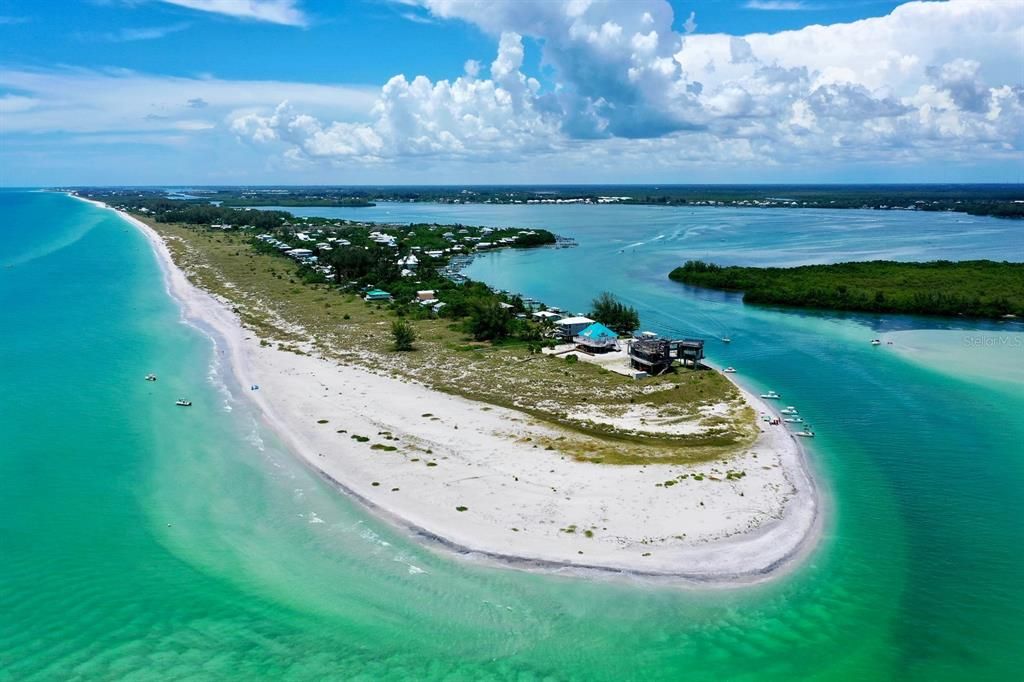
[[364, 289, 392, 302], [574, 321, 619, 353]]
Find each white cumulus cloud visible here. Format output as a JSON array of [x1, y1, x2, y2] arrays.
[[226, 0, 1023, 172], [232, 32, 560, 162]]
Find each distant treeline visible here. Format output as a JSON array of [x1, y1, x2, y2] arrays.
[[669, 260, 1024, 319], [208, 191, 375, 208], [78, 192, 291, 229], [155, 203, 291, 229], [350, 184, 1024, 219], [69, 185, 1024, 219]]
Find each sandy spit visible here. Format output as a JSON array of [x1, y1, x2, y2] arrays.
[[77, 194, 822, 585]]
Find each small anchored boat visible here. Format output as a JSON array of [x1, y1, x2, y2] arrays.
[[723, 367, 737, 373], [780, 406, 799, 414], [871, 339, 882, 346], [795, 426, 815, 437], [144, 373, 157, 381], [721, 336, 731, 344], [760, 390, 781, 400], [784, 417, 803, 423], [175, 399, 192, 407]]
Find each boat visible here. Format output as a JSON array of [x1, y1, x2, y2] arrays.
[[144, 373, 157, 381], [721, 337, 731, 343], [871, 339, 882, 346], [784, 417, 803, 423], [760, 391, 781, 399], [795, 426, 815, 437], [175, 399, 192, 407], [780, 406, 798, 414], [723, 367, 737, 373]]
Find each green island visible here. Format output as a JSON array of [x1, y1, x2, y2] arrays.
[[81, 190, 757, 465], [669, 259, 1024, 319]]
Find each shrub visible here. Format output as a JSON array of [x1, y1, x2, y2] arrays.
[[391, 319, 417, 351]]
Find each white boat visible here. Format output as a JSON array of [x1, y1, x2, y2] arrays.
[[784, 417, 803, 423], [144, 373, 157, 381], [780, 406, 798, 414], [760, 391, 781, 399], [723, 367, 737, 373], [871, 339, 882, 346], [175, 399, 192, 407], [721, 337, 731, 343], [795, 427, 815, 437]]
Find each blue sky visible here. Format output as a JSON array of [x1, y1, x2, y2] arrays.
[[1, 1, 1021, 185]]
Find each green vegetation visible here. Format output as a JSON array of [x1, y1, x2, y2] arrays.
[[391, 319, 417, 351], [589, 292, 640, 334], [74, 184, 1024, 219], [669, 260, 1024, 319], [122, 212, 755, 465]]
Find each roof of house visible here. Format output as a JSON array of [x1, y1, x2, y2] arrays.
[[556, 316, 595, 326], [532, 310, 560, 318], [577, 322, 618, 340]]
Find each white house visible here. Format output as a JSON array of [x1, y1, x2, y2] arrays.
[[555, 316, 595, 338]]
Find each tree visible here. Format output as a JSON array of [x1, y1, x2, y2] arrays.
[[327, 246, 374, 284], [467, 301, 512, 341], [326, 244, 398, 285], [391, 319, 417, 351], [590, 291, 640, 334]]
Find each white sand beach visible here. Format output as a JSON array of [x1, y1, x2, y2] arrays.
[[80, 195, 822, 583]]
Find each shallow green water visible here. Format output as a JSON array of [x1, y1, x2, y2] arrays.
[[2, 192, 1022, 680]]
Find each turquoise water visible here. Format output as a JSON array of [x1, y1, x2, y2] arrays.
[[2, 192, 1023, 680]]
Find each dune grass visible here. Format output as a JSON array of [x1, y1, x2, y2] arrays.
[[149, 219, 756, 464]]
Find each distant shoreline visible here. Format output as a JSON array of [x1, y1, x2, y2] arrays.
[[70, 192, 823, 585], [61, 184, 1024, 220]]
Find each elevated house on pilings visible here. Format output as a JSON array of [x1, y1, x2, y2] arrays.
[[574, 322, 620, 354], [628, 337, 705, 375]]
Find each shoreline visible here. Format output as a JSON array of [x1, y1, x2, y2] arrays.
[[75, 193, 823, 585]]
